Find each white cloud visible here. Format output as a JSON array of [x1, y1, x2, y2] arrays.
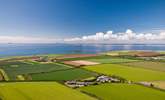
[[64, 29, 165, 43], [0, 29, 165, 44]]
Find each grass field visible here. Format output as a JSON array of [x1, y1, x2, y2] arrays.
[[84, 64, 165, 81], [0, 61, 71, 80], [122, 61, 165, 72], [0, 82, 95, 100], [87, 58, 139, 64], [79, 83, 165, 100], [31, 68, 97, 81]]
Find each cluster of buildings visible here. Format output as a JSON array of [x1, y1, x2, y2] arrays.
[[65, 75, 121, 88], [96, 75, 120, 83]]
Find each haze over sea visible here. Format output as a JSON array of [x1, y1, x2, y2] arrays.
[[0, 43, 164, 57]]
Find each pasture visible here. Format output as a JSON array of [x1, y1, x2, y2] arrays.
[[0, 61, 71, 80], [84, 64, 165, 81], [79, 83, 165, 100], [122, 61, 165, 72], [0, 82, 95, 100], [31, 68, 97, 81]]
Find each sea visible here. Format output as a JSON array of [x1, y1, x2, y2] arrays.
[[0, 43, 165, 57]]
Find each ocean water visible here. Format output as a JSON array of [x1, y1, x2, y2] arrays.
[[0, 43, 165, 57]]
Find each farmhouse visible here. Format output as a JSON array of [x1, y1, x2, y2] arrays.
[[96, 75, 120, 83]]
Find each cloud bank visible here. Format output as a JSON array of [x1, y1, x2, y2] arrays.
[[64, 29, 165, 44], [0, 29, 164, 44]]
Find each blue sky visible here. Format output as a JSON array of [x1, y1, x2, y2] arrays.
[[0, 0, 165, 43]]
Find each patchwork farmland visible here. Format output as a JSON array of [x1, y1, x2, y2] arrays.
[[0, 51, 165, 100]]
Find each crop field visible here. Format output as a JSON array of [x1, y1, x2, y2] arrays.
[[63, 60, 100, 67], [31, 68, 97, 81], [84, 64, 165, 81], [79, 83, 165, 100], [122, 61, 165, 72], [87, 58, 139, 64], [0, 82, 95, 100], [0, 61, 71, 80]]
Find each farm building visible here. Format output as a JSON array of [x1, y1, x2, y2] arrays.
[[96, 75, 120, 83]]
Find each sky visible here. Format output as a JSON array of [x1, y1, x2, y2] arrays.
[[0, 0, 165, 43]]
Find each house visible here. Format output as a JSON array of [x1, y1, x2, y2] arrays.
[[96, 75, 120, 83]]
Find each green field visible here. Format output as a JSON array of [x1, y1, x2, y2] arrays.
[[79, 83, 165, 100], [31, 68, 97, 81], [122, 61, 165, 72], [85, 64, 165, 81], [87, 58, 139, 64], [0, 61, 71, 80], [0, 82, 95, 100]]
